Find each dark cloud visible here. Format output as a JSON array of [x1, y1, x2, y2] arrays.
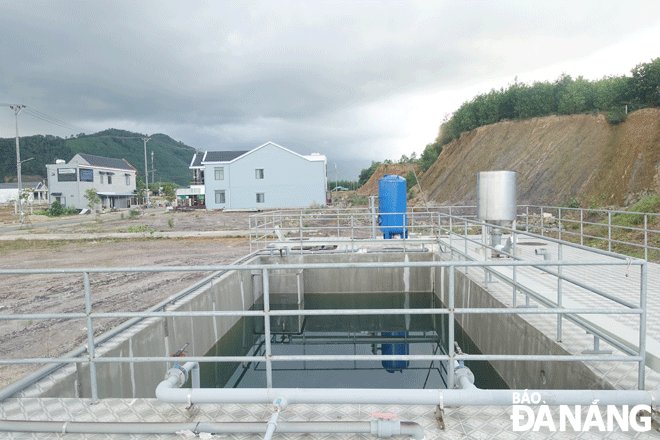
[[1, 1, 660, 178]]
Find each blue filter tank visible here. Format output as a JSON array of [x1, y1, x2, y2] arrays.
[[378, 174, 408, 239]]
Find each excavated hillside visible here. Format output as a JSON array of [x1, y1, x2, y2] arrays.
[[357, 163, 421, 196], [417, 108, 660, 207]]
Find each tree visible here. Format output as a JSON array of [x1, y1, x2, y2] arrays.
[[148, 182, 160, 195], [163, 185, 176, 205], [135, 175, 146, 205], [405, 170, 416, 192], [630, 58, 660, 108], [84, 188, 100, 211], [420, 143, 440, 172], [358, 161, 381, 187]]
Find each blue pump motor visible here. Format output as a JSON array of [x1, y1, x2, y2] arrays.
[[381, 331, 409, 373]]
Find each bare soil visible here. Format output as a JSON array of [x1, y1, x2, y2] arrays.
[[356, 163, 420, 197], [0, 208, 253, 390], [419, 108, 660, 207]]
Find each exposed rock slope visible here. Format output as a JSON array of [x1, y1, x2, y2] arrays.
[[419, 108, 660, 206]]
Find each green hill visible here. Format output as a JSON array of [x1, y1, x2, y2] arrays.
[[0, 129, 196, 186]]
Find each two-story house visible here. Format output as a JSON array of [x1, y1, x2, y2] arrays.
[[46, 153, 137, 210], [190, 142, 327, 210]]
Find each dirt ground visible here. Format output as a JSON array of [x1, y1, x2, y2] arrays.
[[0, 208, 254, 390]]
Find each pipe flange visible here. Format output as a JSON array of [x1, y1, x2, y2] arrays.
[[164, 367, 188, 388]]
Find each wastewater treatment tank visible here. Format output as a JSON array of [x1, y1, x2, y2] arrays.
[[476, 170, 517, 224], [378, 174, 408, 239]]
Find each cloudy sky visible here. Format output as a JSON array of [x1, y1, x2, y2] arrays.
[[1, 1, 659, 179]]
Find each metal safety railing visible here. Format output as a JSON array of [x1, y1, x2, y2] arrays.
[[0, 250, 648, 403], [248, 206, 476, 252], [250, 204, 660, 262], [520, 204, 660, 261]]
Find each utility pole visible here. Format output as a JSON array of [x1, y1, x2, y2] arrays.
[[334, 163, 338, 192], [150, 150, 155, 193], [142, 137, 150, 208], [10, 105, 26, 222]]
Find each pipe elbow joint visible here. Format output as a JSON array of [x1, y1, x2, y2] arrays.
[[400, 422, 425, 440]]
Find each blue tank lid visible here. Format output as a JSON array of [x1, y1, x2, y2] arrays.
[[380, 174, 406, 183]]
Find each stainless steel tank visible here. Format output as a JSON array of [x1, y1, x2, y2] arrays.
[[477, 171, 517, 223]]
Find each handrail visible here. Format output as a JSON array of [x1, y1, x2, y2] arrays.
[[0, 251, 647, 401], [249, 204, 660, 260]]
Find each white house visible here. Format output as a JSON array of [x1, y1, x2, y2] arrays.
[[46, 154, 137, 210], [190, 142, 327, 210], [0, 181, 47, 205]]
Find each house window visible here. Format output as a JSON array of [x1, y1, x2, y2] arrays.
[[256, 193, 265, 203], [255, 168, 264, 179], [215, 190, 226, 204], [79, 169, 93, 182], [57, 168, 77, 182], [125, 175, 130, 185], [215, 167, 224, 180], [99, 173, 104, 184], [107, 175, 112, 184]]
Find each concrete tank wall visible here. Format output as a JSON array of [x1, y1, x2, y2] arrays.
[[435, 265, 613, 391], [41, 265, 259, 399], [35, 250, 613, 399], [260, 252, 435, 294]]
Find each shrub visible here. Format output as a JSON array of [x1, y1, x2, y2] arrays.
[[349, 195, 368, 206], [47, 201, 65, 217], [606, 107, 627, 125], [405, 170, 416, 192], [613, 194, 660, 226], [566, 197, 580, 209]]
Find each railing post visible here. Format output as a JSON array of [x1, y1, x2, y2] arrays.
[[482, 223, 488, 285], [449, 213, 453, 258], [299, 212, 303, 255], [557, 244, 563, 342], [580, 209, 584, 246], [639, 262, 647, 390], [558, 207, 562, 241], [512, 233, 517, 308], [262, 268, 273, 388], [248, 216, 253, 253], [464, 220, 468, 273], [644, 214, 648, 261], [447, 266, 455, 389], [83, 272, 99, 403], [608, 212, 612, 252], [351, 214, 354, 252], [525, 205, 529, 232], [411, 209, 414, 235]]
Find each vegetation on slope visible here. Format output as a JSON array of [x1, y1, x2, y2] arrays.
[[1, 129, 196, 186], [66, 129, 195, 186], [419, 107, 660, 207], [358, 57, 660, 197], [435, 58, 660, 148], [0, 135, 71, 183]]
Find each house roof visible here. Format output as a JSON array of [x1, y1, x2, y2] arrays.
[[190, 153, 204, 168], [197, 142, 326, 166], [202, 150, 250, 163], [0, 182, 43, 190], [77, 154, 136, 171]]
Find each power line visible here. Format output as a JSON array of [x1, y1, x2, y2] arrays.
[[23, 106, 90, 133]]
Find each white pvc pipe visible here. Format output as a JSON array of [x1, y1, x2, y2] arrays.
[[0, 420, 425, 439], [155, 382, 660, 407]]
